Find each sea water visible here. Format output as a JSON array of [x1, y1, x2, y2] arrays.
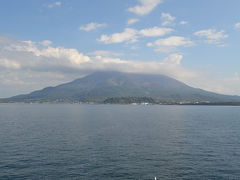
[[0, 104, 240, 179]]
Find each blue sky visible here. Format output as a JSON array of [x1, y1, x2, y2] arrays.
[[0, 0, 240, 97]]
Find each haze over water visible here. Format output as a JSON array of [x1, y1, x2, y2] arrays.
[[1, 104, 240, 179]]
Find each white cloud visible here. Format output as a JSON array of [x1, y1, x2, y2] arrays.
[[147, 36, 193, 52], [139, 27, 173, 37], [99, 27, 173, 44], [98, 28, 138, 44], [161, 13, 175, 26], [88, 50, 123, 57], [128, 0, 163, 16], [91, 54, 198, 81], [234, 22, 240, 29], [127, 18, 140, 25], [79, 22, 106, 32], [194, 29, 228, 45], [0, 59, 21, 69], [35, 47, 91, 64], [180, 21, 188, 25], [162, 54, 182, 65], [187, 72, 240, 96], [6, 40, 90, 65], [40, 40, 52, 46], [48, 1, 61, 8]]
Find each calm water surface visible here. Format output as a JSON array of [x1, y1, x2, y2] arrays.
[[0, 104, 240, 179]]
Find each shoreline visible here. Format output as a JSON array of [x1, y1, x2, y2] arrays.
[[0, 102, 240, 106]]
